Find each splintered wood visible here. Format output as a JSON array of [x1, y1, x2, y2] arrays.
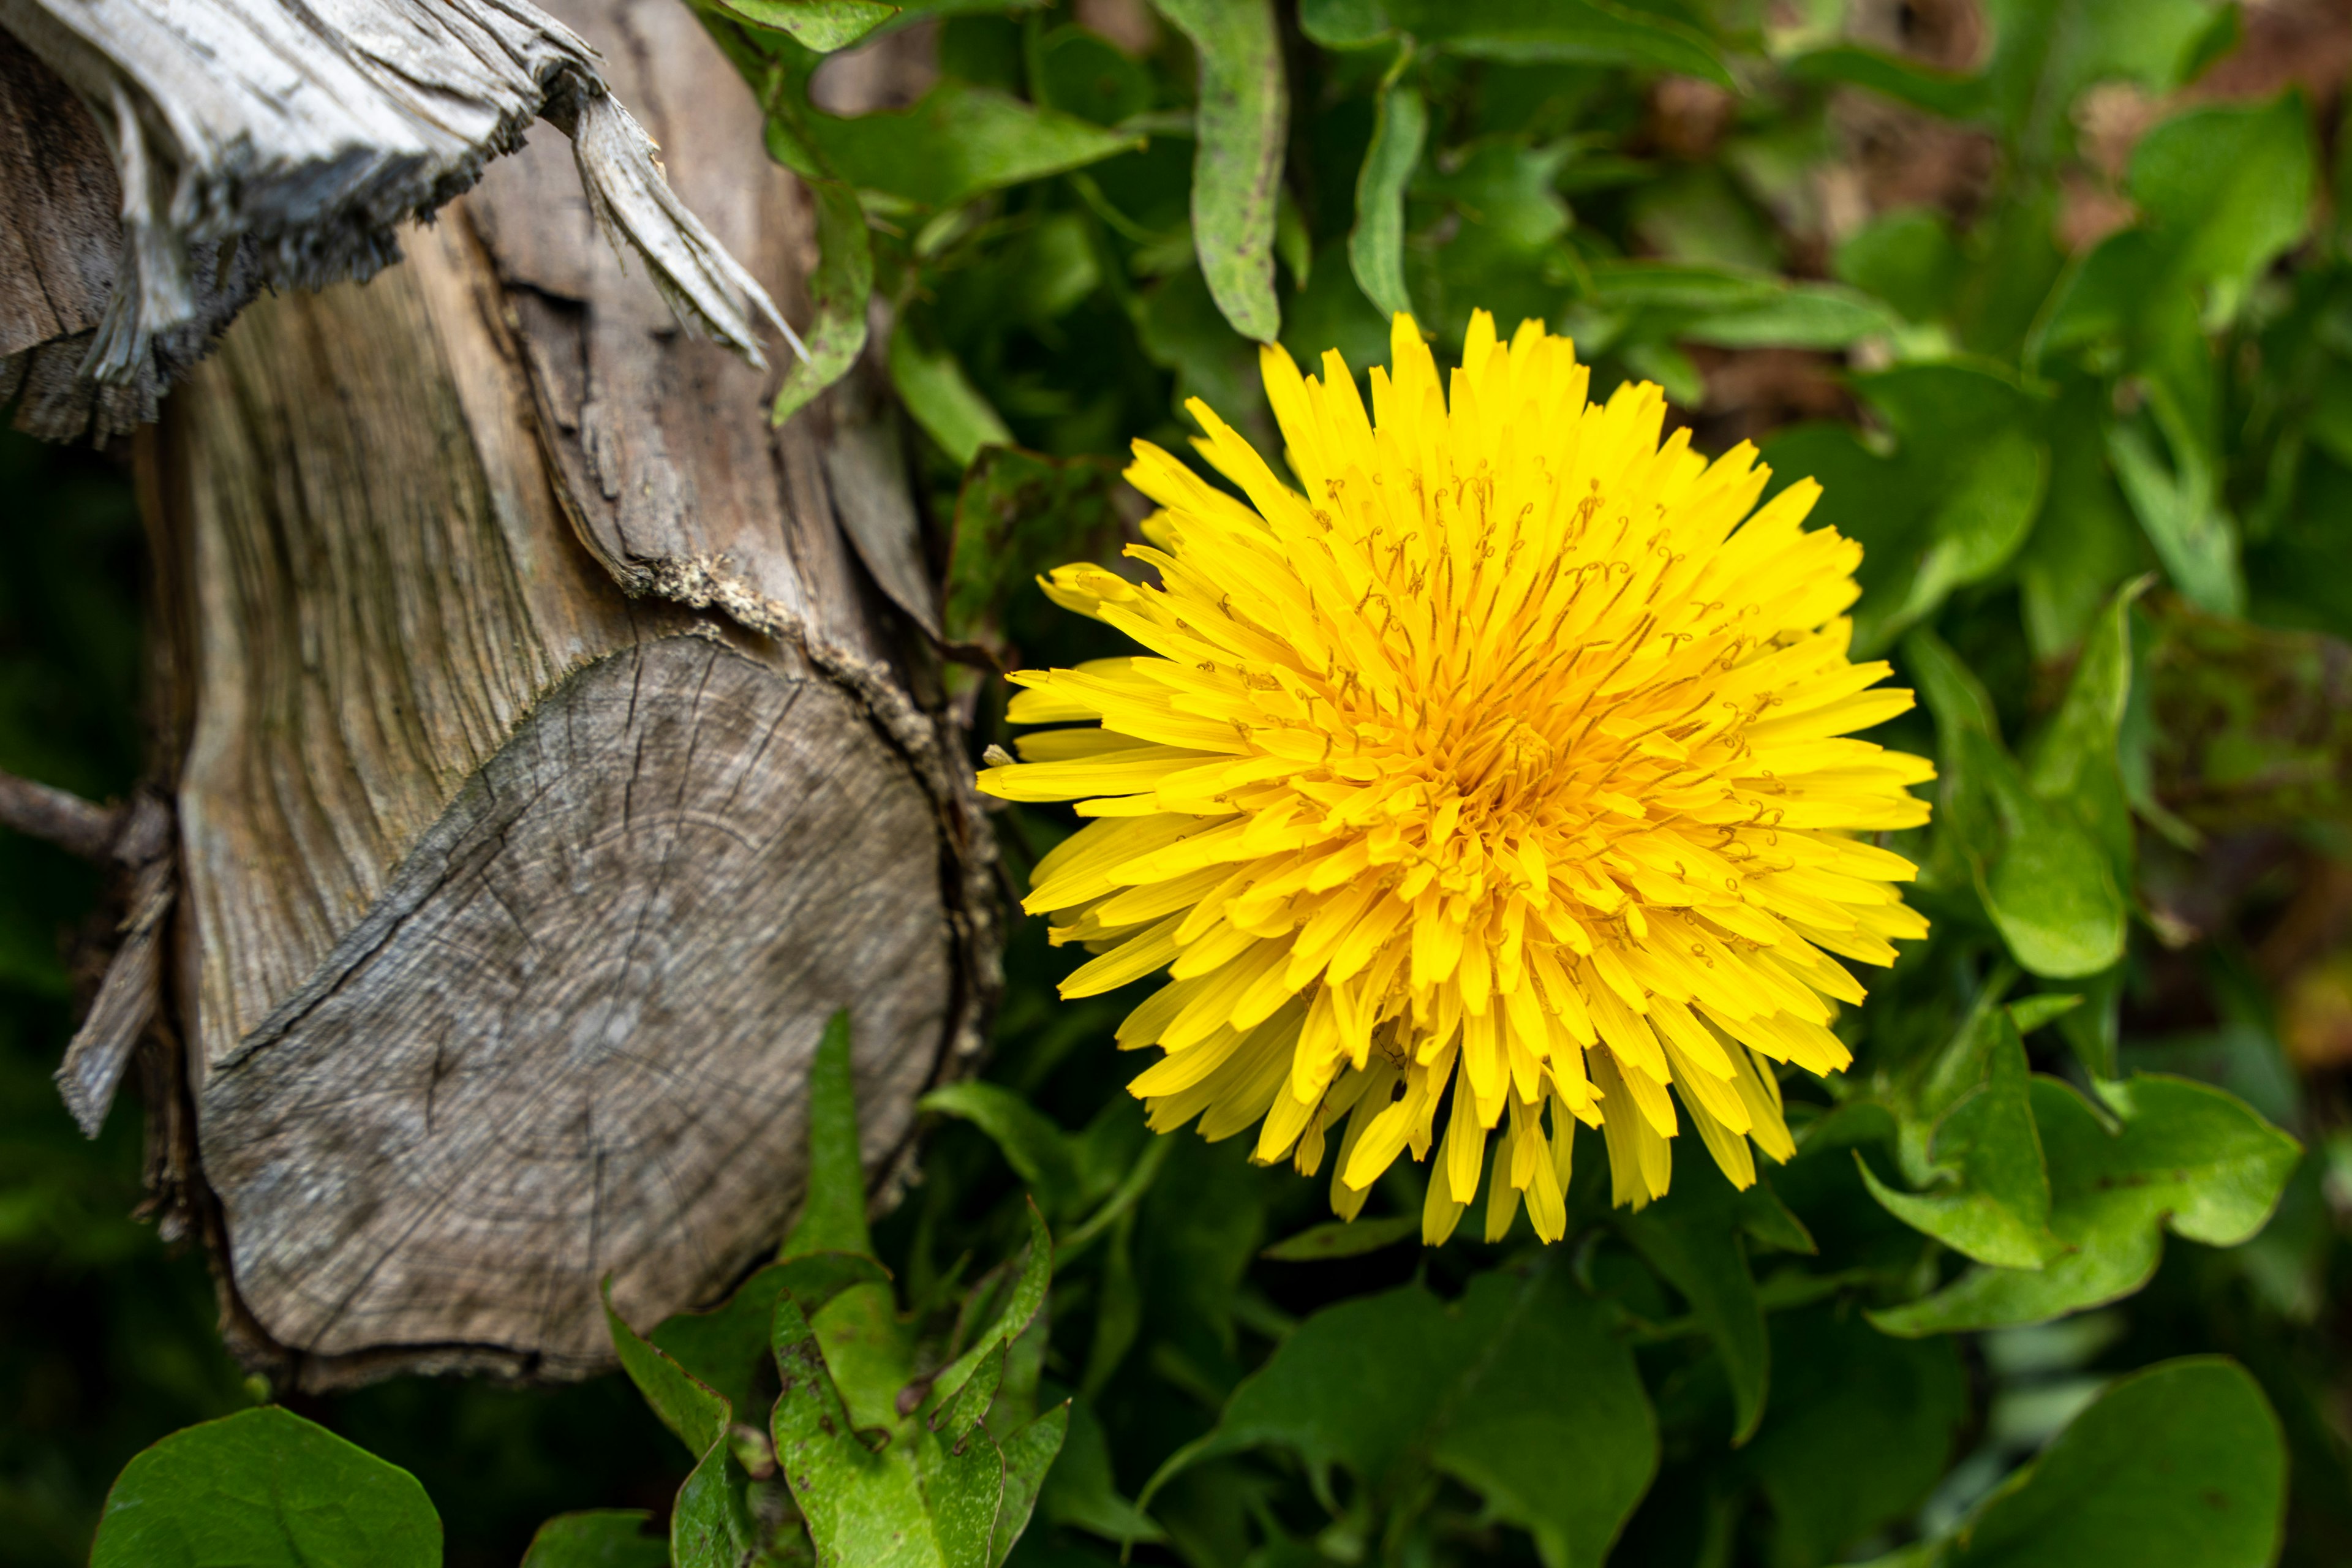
[[0, 0, 794, 439]]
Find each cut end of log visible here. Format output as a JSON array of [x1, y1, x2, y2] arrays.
[[200, 638, 956, 1382]]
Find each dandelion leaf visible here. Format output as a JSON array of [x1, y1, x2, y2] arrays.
[[89, 1408, 439, 1568], [1145, 1259, 1654, 1568], [1940, 1358, 2284, 1568], [1872, 1076, 2299, 1336]]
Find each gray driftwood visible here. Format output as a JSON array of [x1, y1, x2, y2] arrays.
[[2, 0, 992, 1388], [0, 0, 794, 440]]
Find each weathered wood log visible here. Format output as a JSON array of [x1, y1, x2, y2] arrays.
[[0, 0, 793, 440], [2, 0, 995, 1389], [0, 23, 148, 437]]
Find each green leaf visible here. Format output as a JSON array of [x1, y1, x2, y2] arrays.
[[89, 1407, 440, 1568], [652, 1253, 894, 1419], [2026, 575, 2149, 883], [914, 1347, 1008, 1565], [2127, 93, 2315, 328], [1942, 1358, 2285, 1568], [1158, 1289, 1455, 1491], [1150, 1260, 1656, 1566], [1905, 624, 2000, 744], [889, 325, 1013, 468], [701, 16, 881, 423], [521, 1511, 668, 1568], [1909, 973, 2021, 1142], [1259, 1213, 1419, 1261], [607, 1277, 733, 1458], [1385, 0, 1732, 88], [1080, 1208, 1143, 1398], [1034, 26, 1152, 126], [987, 1402, 1069, 1567], [811, 80, 1141, 210], [1978, 0, 2223, 164], [768, 1011, 919, 1440], [2028, 100, 2297, 616], [1418, 138, 1571, 260], [2013, 381, 2146, 661], [1590, 260, 1900, 348], [941, 446, 1123, 659], [748, 1006, 912, 1448], [1902, 426, 2049, 624], [1963, 579, 2144, 978], [2055, 968, 2125, 1084], [1139, 263, 1262, 417], [1785, 46, 1990, 118], [921, 1081, 1085, 1215], [707, 0, 898, 53], [1770, 364, 2047, 657], [1423, 1297, 1652, 1568], [1737, 1180, 1819, 1257], [769, 1206, 1068, 1568], [1744, 1308, 1966, 1568], [1860, 1014, 2064, 1270], [2033, 228, 2161, 369], [1348, 84, 1426, 323], [1039, 1399, 1164, 1545], [1276, 189, 1312, 289], [771, 1289, 943, 1567], [1000, 211, 1104, 322], [1680, 283, 1901, 350], [1402, 138, 1572, 341], [2107, 418, 2243, 617], [1155, 0, 1287, 342], [2177, 1, 2244, 82], [1834, 209, 1966, 325], [804, 1282, 917, 1441], [1124, 1138, 1276, 1407], [1908, 631, 2128, 979], [669, 1452, 771, 1568], [1585, 260, 1782, 312], [761, 105, 874, 427], [1872, 1075, 2300, 1336], [2007, 992, 2084, 1036], [1301, 0, 1392, 48], [1972, 783, 2127, 980], [2034, 225, 2223, 484], [1618, 1154, 1773, 1444], [608, 1247, 806, 1564], [1850, 365, 2049, 652], [784, 1009, 872, 1262], [932, 1200, 1055, 1412]]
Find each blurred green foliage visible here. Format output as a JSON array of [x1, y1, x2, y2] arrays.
[[16, 0, 2352, 1563]]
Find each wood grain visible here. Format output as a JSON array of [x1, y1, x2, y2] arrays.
[[0, 0, 789, 440], [53, 793, 172, 1137], [203, 638, 950, 1378], [167, 219, 669, 1078], [466, 0, 911, 658], [0, 27, 110, 358], [0, 26, 159, 439], [135, 0, 995, 1388]]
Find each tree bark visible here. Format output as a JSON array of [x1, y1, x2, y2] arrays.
[[7, 0, 992, 1389]]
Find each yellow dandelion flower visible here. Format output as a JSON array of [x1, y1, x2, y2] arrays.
[[978, 312, 1932, 1243]]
